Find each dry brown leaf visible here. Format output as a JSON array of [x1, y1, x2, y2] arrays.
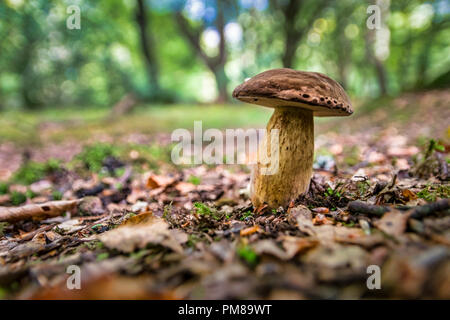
[[402, 189, 418, 201], [146, 174, 176, 189], [175, 182, 196, 194], [252, 239, 289, 260], [98, 216, 186, 254], [312, 207, 329, 214], [240, 225, 260, 237], [374, 210, 411, 237], [281, 236, 318, 258]]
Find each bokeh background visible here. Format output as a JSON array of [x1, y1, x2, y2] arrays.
[[0, 0, 449, 179], [1, 0, 449, 107]]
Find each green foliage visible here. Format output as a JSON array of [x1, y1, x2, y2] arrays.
[[237, 245, 258, 267], [324, 186, 343, 198], [425, 139, 445, 158], [240, 210, 253, 221], [0, 0, 447, 109]]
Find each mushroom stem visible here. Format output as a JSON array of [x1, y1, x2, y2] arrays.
[[251, 107, 314, 209]]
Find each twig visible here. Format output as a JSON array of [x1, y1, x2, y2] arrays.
[[410, 199, 450, 219], [0, 199, 81, 223], [348, 201, 390, 216]]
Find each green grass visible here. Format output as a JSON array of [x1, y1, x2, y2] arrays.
[[0, 103, 272, 145], [12, 159, 61, 184]]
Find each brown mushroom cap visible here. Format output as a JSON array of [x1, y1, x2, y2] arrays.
[[233, 68, 353, 117]]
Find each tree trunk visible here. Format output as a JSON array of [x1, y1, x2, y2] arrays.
[[213, 64, 228, 103], [364, 31, 388, 96], [173, 10, 229, 102], [135, 0, 160, 92]]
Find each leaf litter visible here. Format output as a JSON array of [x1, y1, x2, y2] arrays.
[[0, 104, 449, 299]]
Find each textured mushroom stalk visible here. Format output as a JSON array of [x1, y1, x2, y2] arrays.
[[251, 107, 313, 208]]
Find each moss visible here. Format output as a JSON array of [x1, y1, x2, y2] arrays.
[[96, 252, 110, 261], [417, 184, 450, 202], [0, 182, 9, 195], [75, 143, 119, 172], [187, 175, 201, 185], [52, 190, 63, 200], [0, 222, 9, 237], [237, 245, 259, 267], [10, 191, 26, 205], [12, 159, 61, 185]]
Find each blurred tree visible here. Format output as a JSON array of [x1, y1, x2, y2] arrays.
[[364, 0, 389, 95], [173, 0, 231, 102], [270, 0, 331, 68], [135, 0, 160, 92]]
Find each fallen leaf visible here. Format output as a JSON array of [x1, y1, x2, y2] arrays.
[[240, 225, 260, 237], [280, 236, 318, 258], [252, 240, 288, 260], [146, 174, 176, 189], [374, 210, 411, 237], [175, 182, 196, 194], [312, 207, 329, 214], [98, 216, 186, 254]]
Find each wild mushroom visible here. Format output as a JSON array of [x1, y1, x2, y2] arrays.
[[232, 68, 353, 209]]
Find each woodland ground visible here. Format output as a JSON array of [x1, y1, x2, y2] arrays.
[[0, 89, 449, 299]]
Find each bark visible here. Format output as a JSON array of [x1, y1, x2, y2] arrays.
[[135, 0, 160, 91], [251, 107, 314, 209]]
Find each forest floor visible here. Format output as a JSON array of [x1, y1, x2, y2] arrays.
[[0, 89, 449, 299]]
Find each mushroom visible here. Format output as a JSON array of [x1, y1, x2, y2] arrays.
[[232, 68, 353, 209]]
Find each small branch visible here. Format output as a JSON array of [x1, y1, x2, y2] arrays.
[[410, 199, 450, 219], [348, 201, 390, 216], [0, 199, 81, 223]]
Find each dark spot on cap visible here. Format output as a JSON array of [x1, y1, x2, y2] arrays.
[[302, 94, 310, 98]]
